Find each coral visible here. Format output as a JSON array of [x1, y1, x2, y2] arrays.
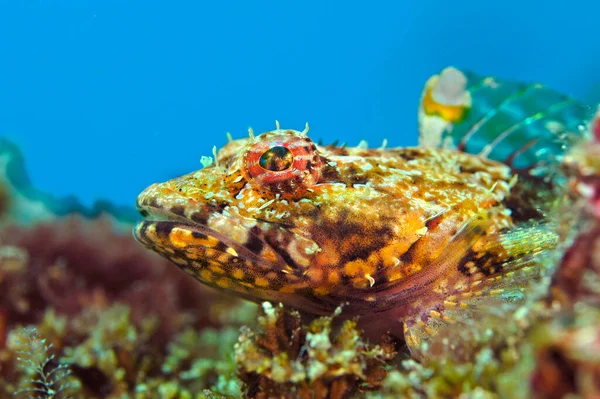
[[550, 220, 600, 306], [365, 305, 600, 399], [235, 302, 398, 399], [160, 326, 241, 396], [361, 302, 541, 398]]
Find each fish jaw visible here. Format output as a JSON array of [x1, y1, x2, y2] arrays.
[[133, 178, 337, 314]]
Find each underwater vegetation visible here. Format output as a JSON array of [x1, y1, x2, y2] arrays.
[[0, 68, 599, 398], [0, 213, 254, 397], [235, 303, 398, 399]]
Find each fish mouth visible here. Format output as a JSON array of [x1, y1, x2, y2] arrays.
[[133, 183, 292, 273], [133, 218, 281, 269]]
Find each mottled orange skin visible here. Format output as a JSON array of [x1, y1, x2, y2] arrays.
[[134, 126, 556, 334]]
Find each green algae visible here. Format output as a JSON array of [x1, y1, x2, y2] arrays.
[[2, 303, 244, 399]]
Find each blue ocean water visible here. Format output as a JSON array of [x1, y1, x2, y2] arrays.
[[1, 1, 599, 207]]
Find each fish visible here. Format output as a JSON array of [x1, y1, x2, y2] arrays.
[[133, 67, 592, 358]]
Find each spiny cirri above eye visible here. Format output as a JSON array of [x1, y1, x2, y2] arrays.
[[242, 128, 323, 195]]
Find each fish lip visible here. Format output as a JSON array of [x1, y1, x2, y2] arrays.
[[134, 190, 289, 270], [133, 217, 292, 276]]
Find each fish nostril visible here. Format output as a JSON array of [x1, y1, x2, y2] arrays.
[[139, 209, 150, 217]]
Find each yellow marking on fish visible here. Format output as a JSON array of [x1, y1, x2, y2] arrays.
[[254, 277, 270, 287], [208, 264, 225, 274], [422, 87, 469, 123], [314, 286, 331, 296], [327, 272, 340, 285], [199, 269, 213, 282], [169, 228, 193, 248], [215, 277, 231, 289], [232, 269, 245, 280], [344, 260, 362, 277]]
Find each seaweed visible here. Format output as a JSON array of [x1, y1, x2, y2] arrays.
[[10, 326, 75, 398], [235, 303, 398, 399], [0, 214, 251, 398]]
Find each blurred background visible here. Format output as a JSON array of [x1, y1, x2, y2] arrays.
[[1, 0, 599, 207]]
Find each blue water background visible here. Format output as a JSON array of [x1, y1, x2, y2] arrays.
[[1, 1, 599, 207]]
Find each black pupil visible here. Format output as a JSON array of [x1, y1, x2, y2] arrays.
[[259, 146, 294, 171]]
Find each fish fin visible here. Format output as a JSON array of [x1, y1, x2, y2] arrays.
[[355, 213, 490, 308], [498, 222, 558, 260], [418, 67, 592, 178], [402, 223, 555, 361], [403, 263, 540, 361]]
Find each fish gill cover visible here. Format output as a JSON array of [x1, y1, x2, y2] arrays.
[[0, 68, 598, 398]]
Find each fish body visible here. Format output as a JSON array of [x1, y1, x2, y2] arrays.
[[134, 67, 591, 355]]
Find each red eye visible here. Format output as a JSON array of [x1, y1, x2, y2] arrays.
[[242, 131, 322, 194]]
